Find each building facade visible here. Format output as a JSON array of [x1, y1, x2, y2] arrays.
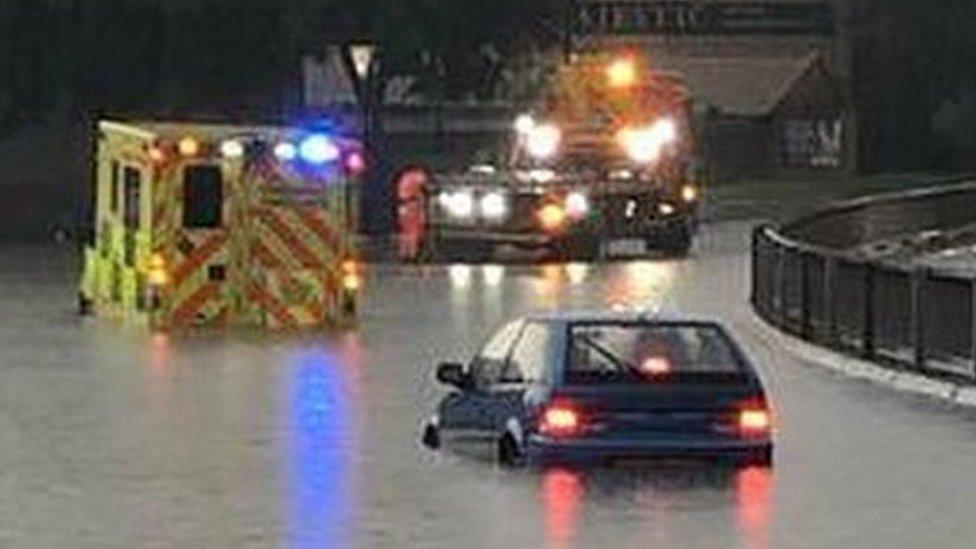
[[571, 0, 852, 179]]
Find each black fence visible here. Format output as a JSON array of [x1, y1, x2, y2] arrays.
[[751, 180, 976, 382]]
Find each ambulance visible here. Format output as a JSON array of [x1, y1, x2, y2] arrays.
[[79, 118, 365, 329]]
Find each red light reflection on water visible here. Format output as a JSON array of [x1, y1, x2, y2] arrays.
[[736, 466, 774, 549], [541, 468, 584, 549], [148, 332, 172, 374], [144, 332, 174, 410]]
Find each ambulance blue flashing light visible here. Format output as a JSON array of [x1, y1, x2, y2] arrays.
[[299, 134, 340, 165]]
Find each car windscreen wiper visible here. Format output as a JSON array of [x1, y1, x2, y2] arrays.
[[575, 335, 646, 379]]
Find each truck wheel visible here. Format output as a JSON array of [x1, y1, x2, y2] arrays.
[[664, 224, 693, 257], [421, 424, 441, 450], [555, 234, 600, 262]]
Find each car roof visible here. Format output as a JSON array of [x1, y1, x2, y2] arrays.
[[523, 308, 721, 326]]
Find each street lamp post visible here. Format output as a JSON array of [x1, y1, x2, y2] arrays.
[[349, 43, 376, 147], [348, 42, 378, 234]]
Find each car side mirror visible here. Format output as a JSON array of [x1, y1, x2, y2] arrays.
[[436, 362, 470, 389]]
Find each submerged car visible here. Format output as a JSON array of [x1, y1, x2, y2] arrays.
[[420, 310, 773, 467]]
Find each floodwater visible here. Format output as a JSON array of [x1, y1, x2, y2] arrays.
[[1, 222, 976, 548]]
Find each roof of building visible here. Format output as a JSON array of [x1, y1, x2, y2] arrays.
[[652, 51, 824, 117]]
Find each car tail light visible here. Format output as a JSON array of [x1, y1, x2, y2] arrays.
[[539, 402, 582, 437], [737, 402, 772, 437]]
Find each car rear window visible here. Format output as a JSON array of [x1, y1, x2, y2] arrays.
[[566, 322, 748, 384]]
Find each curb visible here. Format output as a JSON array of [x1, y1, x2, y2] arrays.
[[747, 312, 976, 409]]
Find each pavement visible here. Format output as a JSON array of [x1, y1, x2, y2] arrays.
[[3, 215, 976, 547], [704, 172, 954, 223]]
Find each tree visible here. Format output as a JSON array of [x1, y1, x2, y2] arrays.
[[854, 0, 976, 170]]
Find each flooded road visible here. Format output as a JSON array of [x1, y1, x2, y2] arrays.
[[1, 222, 975, 548]]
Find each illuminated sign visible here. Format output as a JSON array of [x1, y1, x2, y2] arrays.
[[572, 1, 834, 37]]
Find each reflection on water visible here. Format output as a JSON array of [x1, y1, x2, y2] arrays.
[[148, 332, 172, 373], [542, 469, 584, 549], [145, 332, 174, 411], [606, 261, 677, 307], [565, 263, 589, 286], [736, 467, 774, 549], [446, 262, 593, 308], [483, 264, 505, 287], [287, 347, 359, 549], [540, 466, 773, 549], [448, 264, 473, 290]]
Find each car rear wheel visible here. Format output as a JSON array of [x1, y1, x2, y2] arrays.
[[421, 424, 441, 450], [498, 434, 525, 468], [662, 223, 693, 257], [553, 233, 600, 261], [432, 237, 493, 264]]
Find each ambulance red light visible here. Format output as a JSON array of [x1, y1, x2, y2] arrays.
[[345, 151, 366, 175], [148, 145, 167, 164]]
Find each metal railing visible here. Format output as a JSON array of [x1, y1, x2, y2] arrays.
[[751, 178, 976, 382]]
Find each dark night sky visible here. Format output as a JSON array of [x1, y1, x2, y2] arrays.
[[0, 1, 974, 240]]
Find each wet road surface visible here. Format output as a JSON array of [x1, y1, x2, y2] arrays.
[[1, 222, 976, 548]]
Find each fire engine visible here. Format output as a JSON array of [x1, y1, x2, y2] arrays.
[[404, 52, 702, 261], [78, 118, 365, 329]]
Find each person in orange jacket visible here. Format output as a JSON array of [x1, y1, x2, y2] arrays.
[[395, 166, 430, 261]]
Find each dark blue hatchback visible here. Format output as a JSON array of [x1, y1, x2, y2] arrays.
[[421, 310, 773, 467]]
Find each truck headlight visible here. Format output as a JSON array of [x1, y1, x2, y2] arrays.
[[681, 185, 698, 203], [565, 192, 589, 218], [525, 123, 561, 159], [618, 118, 677, 164], [538, 203, 567, 232], [658, 202, 676, 216], [441, 190, 474, 218], [479, 192, 508, 220], [514, 114, 535, 134]]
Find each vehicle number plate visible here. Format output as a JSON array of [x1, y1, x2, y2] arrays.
[[603, 239, 647, 257]]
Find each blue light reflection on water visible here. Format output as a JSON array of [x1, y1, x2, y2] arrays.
[[286, 347, 356, 549]]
